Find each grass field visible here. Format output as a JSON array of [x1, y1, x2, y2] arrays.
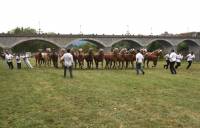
[[0, 60, 200, 128]]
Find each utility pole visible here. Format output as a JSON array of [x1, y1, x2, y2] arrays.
[[80, 25, 83, 34], [126, 25, 130, 35], [38, 21, 41, 34], [150, 27, 153, 35]]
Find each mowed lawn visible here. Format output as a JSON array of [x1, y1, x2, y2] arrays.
[[0, 60, 200, 128]]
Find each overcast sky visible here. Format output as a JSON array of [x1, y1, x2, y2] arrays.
[[0, 0, 200, 35]]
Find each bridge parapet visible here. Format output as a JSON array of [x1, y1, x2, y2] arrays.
[[0, 34, 200, 55]]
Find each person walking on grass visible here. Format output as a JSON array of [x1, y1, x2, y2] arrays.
[[175, 52, 183, 69], [61, 49, 74, 78], [186, 51, 195, 69], [15, 53, 21, 69], [5, 50, 14, 70], [164, 53, 170, 69], [135, 49, 145, 75], [169, 49, 177, 74], [22, 53, 33, 69]]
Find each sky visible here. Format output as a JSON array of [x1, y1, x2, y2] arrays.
[[0, 0, 200, 35]]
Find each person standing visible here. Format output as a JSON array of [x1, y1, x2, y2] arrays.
[[135, 49, 145, 75], [175, 53, 183, 69], [164, 53, 170, 69], [186, 52, 195, 69], [61, 49, 74, 78], [16, 53, 21, 69], [169, 49, 177, 74], [5, 50, 14, 69], [22, 53, 33, 68]]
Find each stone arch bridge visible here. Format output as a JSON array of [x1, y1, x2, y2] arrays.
[[0, 34, 200, 60]]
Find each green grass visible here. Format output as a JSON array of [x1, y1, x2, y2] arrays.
[[0, 60, 200, 128]]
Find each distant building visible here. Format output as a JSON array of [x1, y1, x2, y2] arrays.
[[178, 32, 200, 37], [160, 31, 175, 36]]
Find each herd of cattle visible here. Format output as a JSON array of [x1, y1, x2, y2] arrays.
[[34, 48, 163, 69]]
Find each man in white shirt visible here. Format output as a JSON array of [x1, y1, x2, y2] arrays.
[[169, 49, 177, 74], [61, 49, 74, 78], [22, 53, 33, 69], [135, 49, 145, 75], [186, 51, 195, 69], [16, 53, 21, 69], [5, 50, 14, 69], [164, 53, 170, 69], [175, 53, 183, 69]]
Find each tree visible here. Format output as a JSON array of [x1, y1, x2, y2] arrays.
[[112, 41, 139, 50], [8, 27, 37, 35], [177, 42, 189, 56], [147, 41, 162, 52], [67, 41, 99, 53], [11, 40, 59, 53]]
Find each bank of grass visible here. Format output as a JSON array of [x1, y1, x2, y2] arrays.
[[0, 60, 200, 128]]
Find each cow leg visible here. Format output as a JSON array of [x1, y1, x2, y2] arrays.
[[153, 60, 157, 67], [126, 61, 129, 69], [147, 60, 149, 68], [101, 61, 103, 69]]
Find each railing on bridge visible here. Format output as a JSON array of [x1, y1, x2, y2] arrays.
[[0, 33, 200, 39]]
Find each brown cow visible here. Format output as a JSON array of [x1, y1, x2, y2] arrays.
[[144, 49, 162, 68], [94, 49, 104, 69]]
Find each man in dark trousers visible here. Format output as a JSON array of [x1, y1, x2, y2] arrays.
[[5, 50, 14, 69], [60, 49, 74, 78], [15, 53, 21, 69], [169, 49, 177, 74], [164, 53, 170, 69], [136, 49, 145, 75], [186, 52, 195, 69]]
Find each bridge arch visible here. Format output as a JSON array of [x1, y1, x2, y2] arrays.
[[11, 38, 61, 53], [111, 39, 142, 49], [65, 38, 106, 48], [11, 38, 61, 48], [177, 39, 200, 59], [147, 39, 173, 53], [177, 39, 199, 47]]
